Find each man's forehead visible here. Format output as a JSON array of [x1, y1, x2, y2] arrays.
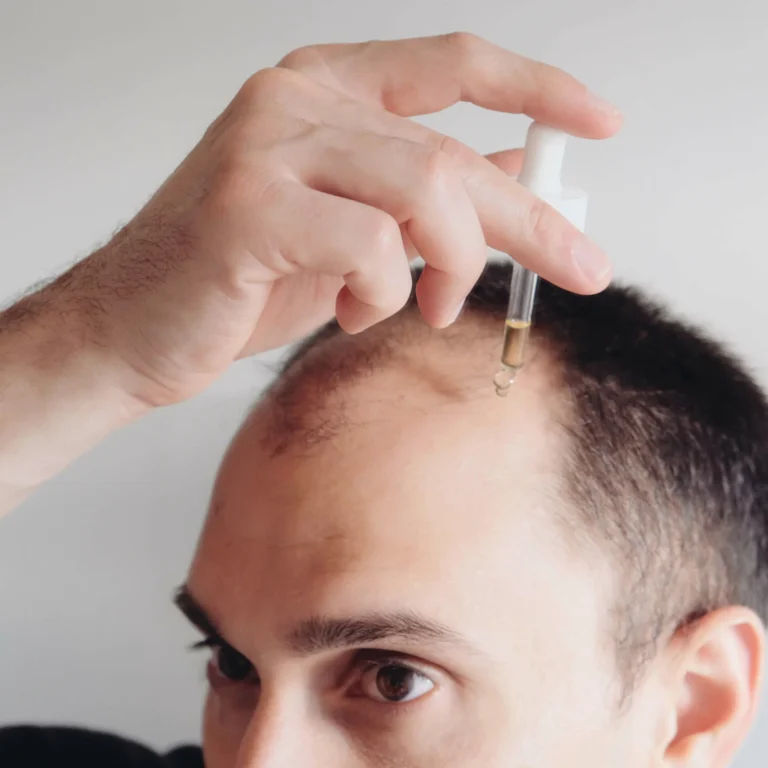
[[216, 340, 567, 548], [190, 341, 610, 663]]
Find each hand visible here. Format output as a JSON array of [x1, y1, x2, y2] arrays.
[[49, 33, 621, 410]]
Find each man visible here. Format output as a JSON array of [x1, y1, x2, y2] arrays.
[[3, 32, 763, 768], [184, 264, 768, 767]]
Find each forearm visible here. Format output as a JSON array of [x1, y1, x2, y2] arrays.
[[0, 280, 142, 516]]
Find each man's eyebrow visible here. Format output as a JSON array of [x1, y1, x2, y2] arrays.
[[174, 587, 478, 656], [287, 613, 477, 655], [174, 585, 224, 643]]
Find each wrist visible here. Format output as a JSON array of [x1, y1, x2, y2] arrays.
[[0, 284, 146, 495]]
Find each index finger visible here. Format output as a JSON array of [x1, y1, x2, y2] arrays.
[[279, 33, 622, 140]]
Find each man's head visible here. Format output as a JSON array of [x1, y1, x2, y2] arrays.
[[181, 263, 768, 767]]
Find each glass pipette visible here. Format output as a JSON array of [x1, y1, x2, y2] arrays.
[[494, 123, 588, 397]]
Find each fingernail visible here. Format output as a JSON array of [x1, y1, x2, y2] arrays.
[[572, 242, 612, 287], [448, 299, 466, 325]]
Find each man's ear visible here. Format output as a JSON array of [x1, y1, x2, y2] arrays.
[[662, 606, 764, 768]]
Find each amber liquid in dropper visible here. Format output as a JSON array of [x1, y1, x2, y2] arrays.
[[494, 319, 532, 397], [501, 319, 531, 369]]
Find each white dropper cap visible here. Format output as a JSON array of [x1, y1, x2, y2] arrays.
[[517, 123, 588, 232]]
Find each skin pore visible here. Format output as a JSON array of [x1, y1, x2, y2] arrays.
[[181, 323, 763, 767]]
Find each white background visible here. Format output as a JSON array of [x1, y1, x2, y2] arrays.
[[1, 0, 767, 764]]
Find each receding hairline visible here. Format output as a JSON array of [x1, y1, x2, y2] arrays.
[[253, 303, 568, 458]]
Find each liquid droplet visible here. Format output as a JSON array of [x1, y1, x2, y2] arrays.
[[493, 367, 517, 398]]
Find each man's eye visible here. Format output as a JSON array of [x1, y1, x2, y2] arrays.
[[212, 644, 254, 682], [359, 662, 435, 704]]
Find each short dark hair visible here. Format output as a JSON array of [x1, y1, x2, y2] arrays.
[[271, 262, 768, 685]]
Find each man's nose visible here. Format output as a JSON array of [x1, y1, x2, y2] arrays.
[[233, 696, 343, 768], [234, 704, 300, 768]]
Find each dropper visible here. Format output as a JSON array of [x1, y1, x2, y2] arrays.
[[493, 122, 589, 397]]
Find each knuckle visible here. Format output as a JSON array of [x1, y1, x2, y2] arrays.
[[278, 44, 325, 71], [524, 198, 556, 246], [238, 66, 299, 106], [422, 145, 457, 192], [443, 31, 483, 58], [364, 213, 402, 260], [425, 133, 475, 168], [412, 141, 465, 208]]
